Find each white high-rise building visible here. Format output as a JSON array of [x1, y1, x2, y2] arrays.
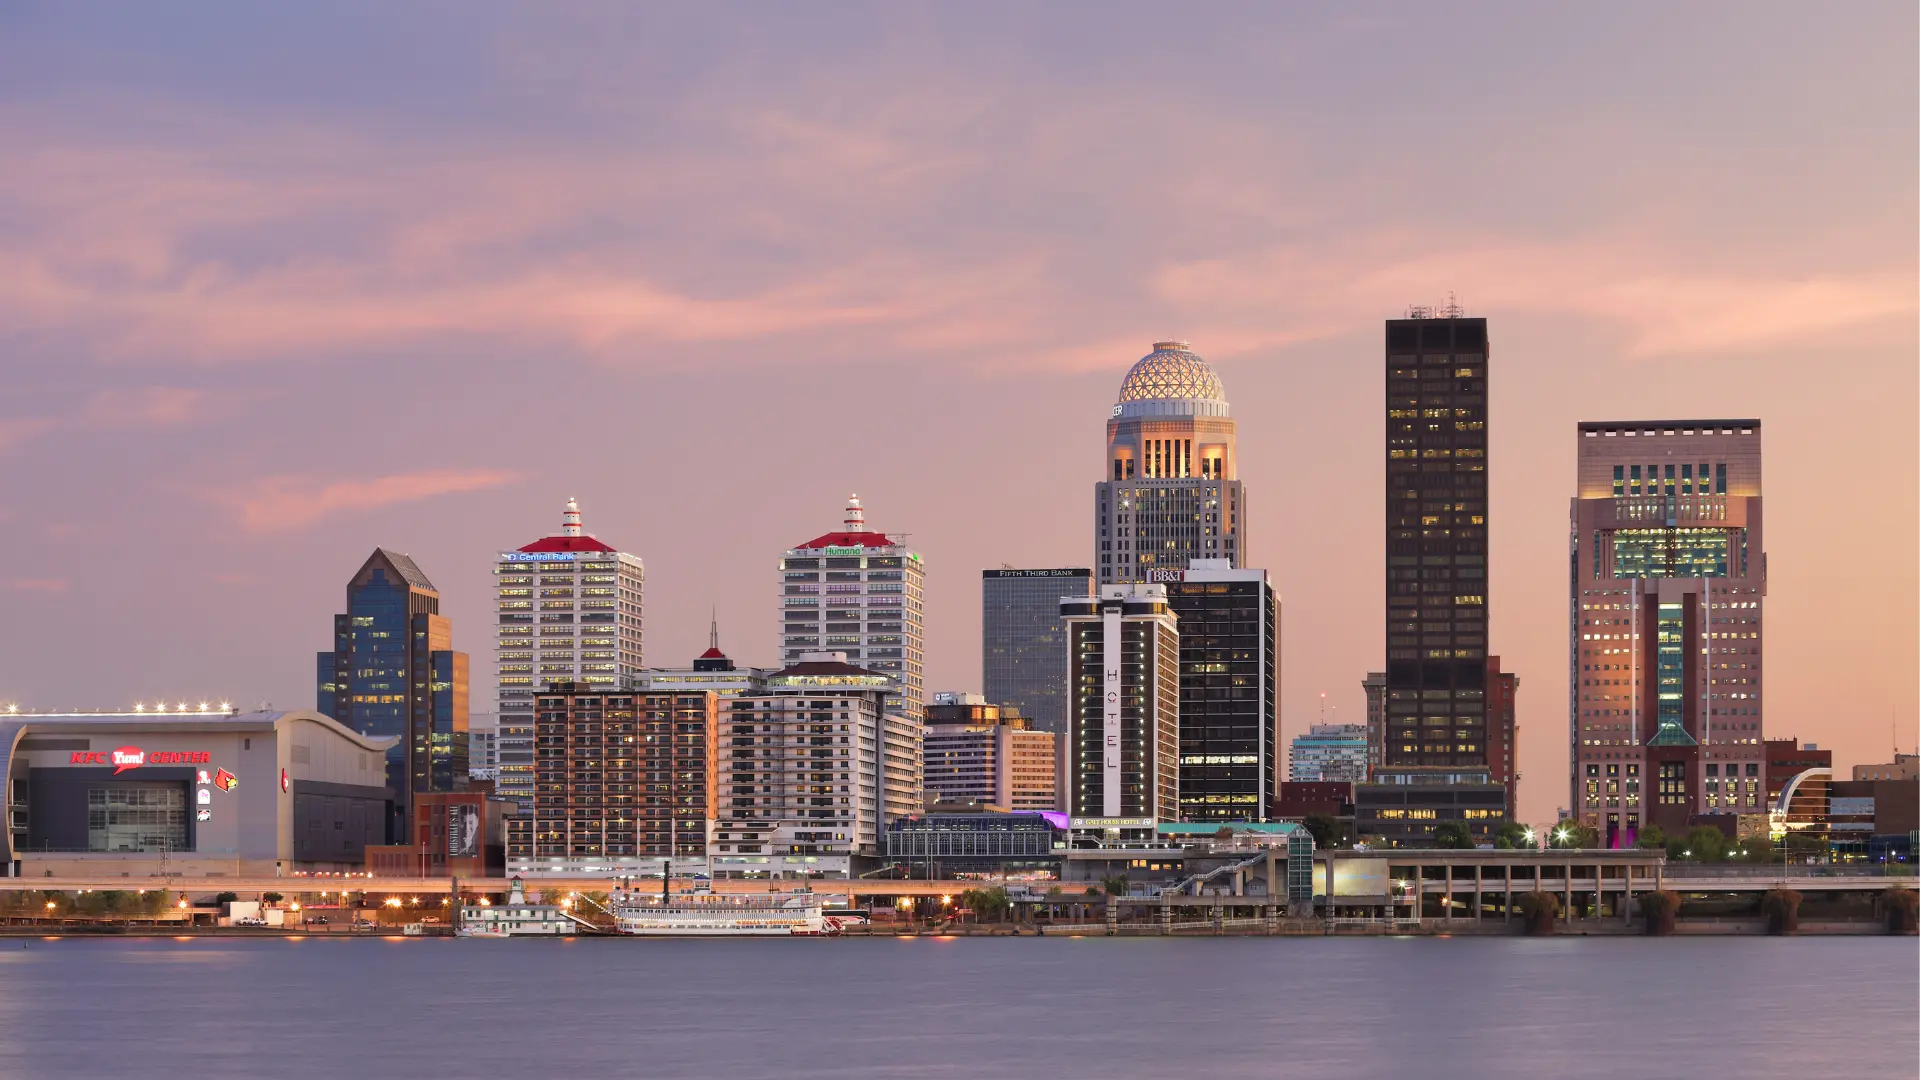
[[778, 495, 925, 719], [710, 652, 923, 876], [1061, 584, 1181, 844], [494, 498, 644, 808]]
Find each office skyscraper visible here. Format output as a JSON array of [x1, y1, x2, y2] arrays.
[[1570, 420, 1765, 845], [1356, 306, 1506, 846], [493, 498, 645, 809], [1160, 561, 1281, 821], [1383, 307, 1491, 769], [1095, 342, 1245, 585], [1061, 585, 1181, 843], [982, 567, 1091, 736], [779, 495, 925, 719], [317, 548, 469, 834]]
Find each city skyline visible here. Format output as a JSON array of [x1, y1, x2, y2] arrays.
[[0, 6, 1914, 828]]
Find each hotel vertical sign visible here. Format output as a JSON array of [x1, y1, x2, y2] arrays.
[[1102, 603, 1122, 817]]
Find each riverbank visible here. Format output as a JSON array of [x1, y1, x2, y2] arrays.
[[1, 920, 1904, 938]]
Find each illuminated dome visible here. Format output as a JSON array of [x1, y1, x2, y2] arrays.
[[1114, 341, 1229, 420]]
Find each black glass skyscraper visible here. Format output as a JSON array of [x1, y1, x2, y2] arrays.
[[1383, 311, 1491, 771], [1161, 563, 1280, 822]]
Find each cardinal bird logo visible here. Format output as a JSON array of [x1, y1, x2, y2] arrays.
[[213, 768, 239, 792]]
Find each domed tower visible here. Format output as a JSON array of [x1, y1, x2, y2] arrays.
[[1096, 341, 1245, 584]]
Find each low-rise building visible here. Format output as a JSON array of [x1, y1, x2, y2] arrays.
[[2, 708, 393, 877], [1271, 781, 1354, 822], [366, 789, 511, 877], [1765, 738, 1831, 807], [1852, 753, 1918, 782], [923, 693, 1058, 813], [1289, 724, 1368, 783], [1353, 768, 1507, 847], [883, 811, 1062, 876]]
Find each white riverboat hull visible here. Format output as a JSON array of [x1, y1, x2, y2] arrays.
[[613, 898, 843, 937]]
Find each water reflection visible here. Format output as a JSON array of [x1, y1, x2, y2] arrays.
[[0, 937, 1908, 1080]]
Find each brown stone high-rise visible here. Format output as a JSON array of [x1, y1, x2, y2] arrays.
[[1569, 420, 1766, 846], [504, 681, 717, 875]]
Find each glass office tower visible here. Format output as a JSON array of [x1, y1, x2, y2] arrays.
[[317, 548, 469, 837], [982, 568, 1091, 736], [1160, 562, 1281, 821]]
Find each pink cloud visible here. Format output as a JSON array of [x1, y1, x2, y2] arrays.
[[217, 468, 521, 534], [82, 386, 214, 426], [0, 93, 1910, 377], [0, 418, 56, 452], [1153, 232, 1916, 361], [7, 578, 71, 593]]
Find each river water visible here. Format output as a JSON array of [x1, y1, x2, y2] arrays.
[[1, 936, 1913, 1079]]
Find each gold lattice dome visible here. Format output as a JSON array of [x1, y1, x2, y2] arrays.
[[1116, 341, 1225, 405]]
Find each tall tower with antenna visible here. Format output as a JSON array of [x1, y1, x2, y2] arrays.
[[778, 494, 925, 719], [491, 497, 645, 809]]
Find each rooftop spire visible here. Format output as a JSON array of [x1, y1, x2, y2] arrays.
[[562, 497, 582, 537], [843, 493, 865, 531], [709, 607, 719, 652]]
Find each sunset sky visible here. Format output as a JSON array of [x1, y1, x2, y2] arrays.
[[1, 3, 1913, 824]]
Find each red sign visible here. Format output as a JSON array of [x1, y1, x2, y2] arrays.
[[214, 768, 239, 792], [68, 747, 212, 774]]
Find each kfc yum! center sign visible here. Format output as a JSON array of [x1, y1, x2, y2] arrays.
[[70, 746, 213, 775]]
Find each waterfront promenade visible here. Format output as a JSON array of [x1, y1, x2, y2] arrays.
[[1, 855, 1911, 936]]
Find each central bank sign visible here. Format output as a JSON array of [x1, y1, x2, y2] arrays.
[[502, 551, 576, 562]]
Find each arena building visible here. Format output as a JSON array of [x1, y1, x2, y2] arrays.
[[2, 708, 394, 877]]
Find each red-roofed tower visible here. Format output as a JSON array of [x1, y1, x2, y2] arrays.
[[778, 495, 925, 719], [493, 497, 645, 808]]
